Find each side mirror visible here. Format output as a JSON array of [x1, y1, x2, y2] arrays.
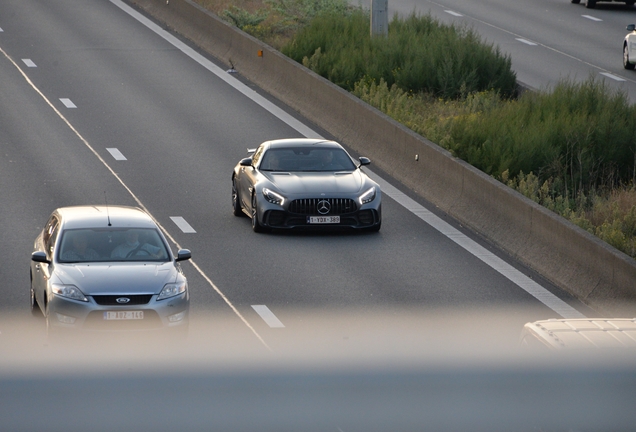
[[359, 157, 371, 166], [175, 249, 192, 262], [627, 24, 636, 32], [239, 157, 252, 167], [31, 251, 51, 264]]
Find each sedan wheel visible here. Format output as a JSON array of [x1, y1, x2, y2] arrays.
[[585, 0, 595, 8], [625, 45, 635, 70], [232, 179, 243, 217], [571, 0, 580, 3], [29, 273, 41, 317], [251, 194, 266, 233]]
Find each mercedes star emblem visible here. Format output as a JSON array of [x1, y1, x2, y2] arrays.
[[317, 200, 331, 215]]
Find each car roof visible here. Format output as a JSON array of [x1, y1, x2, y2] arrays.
[[522, 318, 636, 349], [262, 138, 342, 150], [54, 206, 158, 230]]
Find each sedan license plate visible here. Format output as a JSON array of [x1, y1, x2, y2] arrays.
[[103, 311, 144, 321], [307, 216, 340, 224]]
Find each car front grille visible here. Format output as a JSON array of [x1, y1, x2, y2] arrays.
[[289, 198, 357, 215], [92, 295, 153, 306]]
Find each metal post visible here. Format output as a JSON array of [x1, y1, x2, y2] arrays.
[[370, 0, 388, 37]]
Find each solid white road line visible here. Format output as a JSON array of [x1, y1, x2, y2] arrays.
[[369, 176, 586, 319], [252, 305, 285, 328], [60, 98, 76, 108], [21, 59, 36, 67], [170, 216, 196, 233], [600, 72, 626, 82], [106, 148, 127, 160], [111, 0, 586, 319]]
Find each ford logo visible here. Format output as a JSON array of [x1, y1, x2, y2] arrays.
[[116, 297, 131, 304]]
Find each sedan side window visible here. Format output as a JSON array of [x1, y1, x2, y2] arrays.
[[43, 216, 60, 258]]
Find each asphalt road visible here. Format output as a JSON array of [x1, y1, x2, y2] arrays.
[[382, 0, 636, 102], [0, 0, 595, 354], [3, 2, 636, 431]]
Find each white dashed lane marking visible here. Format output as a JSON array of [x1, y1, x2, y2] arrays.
[[582, 15, 602, 22], [516, 38, 537, 46], [22, 59, 36, 67], [170, 216, 196, 233], [60, 98, 76, 108], [444, 10, 463, 17], [106, 148, 127, 160], [252, 305, 285, 328]]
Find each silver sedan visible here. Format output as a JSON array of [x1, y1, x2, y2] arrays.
[[232, 138, 382, 232], [30, 205, 191, 335]]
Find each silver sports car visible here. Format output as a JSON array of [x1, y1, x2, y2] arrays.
[[232, 138, 382, 232], [30, 205, 192, 334]]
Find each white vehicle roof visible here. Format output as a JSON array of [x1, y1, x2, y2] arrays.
[[521, 318, 636, 350], [55, 205, 157, 230]]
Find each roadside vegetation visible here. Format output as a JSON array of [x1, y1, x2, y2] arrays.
[[193, 0, 636, 258]]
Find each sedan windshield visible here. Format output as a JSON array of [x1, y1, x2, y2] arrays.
[[259, 147, 357, 172], [58, 228, 170, 263]]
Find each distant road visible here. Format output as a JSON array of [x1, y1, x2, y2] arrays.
[[366, 0, 636, 102]]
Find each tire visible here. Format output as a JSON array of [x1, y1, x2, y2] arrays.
[[625, 44, 635, 70], [571, 0, 580, 3], [29, 272, 41, 317], [232, 179, 243, 216], [627, 1, 635, 6], [585, 0, 596, 8], [251, 194, 268, 233]]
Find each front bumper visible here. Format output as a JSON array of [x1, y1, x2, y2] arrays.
[[260, 206, 382, 229], [46, 291, 189, 333]]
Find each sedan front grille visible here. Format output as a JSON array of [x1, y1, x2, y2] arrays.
[[289, 198, 357, 215], [92, 295, 153, 306]]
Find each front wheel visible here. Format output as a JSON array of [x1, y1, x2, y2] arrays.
[[232, 179, 243, 216], [625, 45, 635, 70], [585, 0, 596, 8], [30, 273, 41, 317]]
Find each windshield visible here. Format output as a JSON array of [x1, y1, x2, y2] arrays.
[[57, 228, 170, 263], [259, 147, 357, 172]]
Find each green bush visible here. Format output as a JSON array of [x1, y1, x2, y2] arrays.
[[283, 11, 517, 99], [444, 78, 636, 198]]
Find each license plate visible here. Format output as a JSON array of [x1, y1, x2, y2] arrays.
[[307, 216, 340, 224], [103, 311, 144, 321]]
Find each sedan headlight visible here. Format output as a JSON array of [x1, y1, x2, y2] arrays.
[[359, 187, 376, 205], [51, 284, 88, 302], [158, 281, 187, 300], [262, 188, 285, 206]]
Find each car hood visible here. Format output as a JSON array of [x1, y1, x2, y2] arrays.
[[264, 171, 365, 194], [53, 262, 177, 295]]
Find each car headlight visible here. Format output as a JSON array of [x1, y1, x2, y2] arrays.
[[359, 187, 376, 205], [262, 188, 285, 206], [158, 281, 187, 300], [51, 284, 88, 302]]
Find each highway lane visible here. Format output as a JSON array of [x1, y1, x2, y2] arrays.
[[384, 0, 636, 102], [0, 0, 593, 350]]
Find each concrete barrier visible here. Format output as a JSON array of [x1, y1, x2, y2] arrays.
[[127, 0, 636, 315]]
